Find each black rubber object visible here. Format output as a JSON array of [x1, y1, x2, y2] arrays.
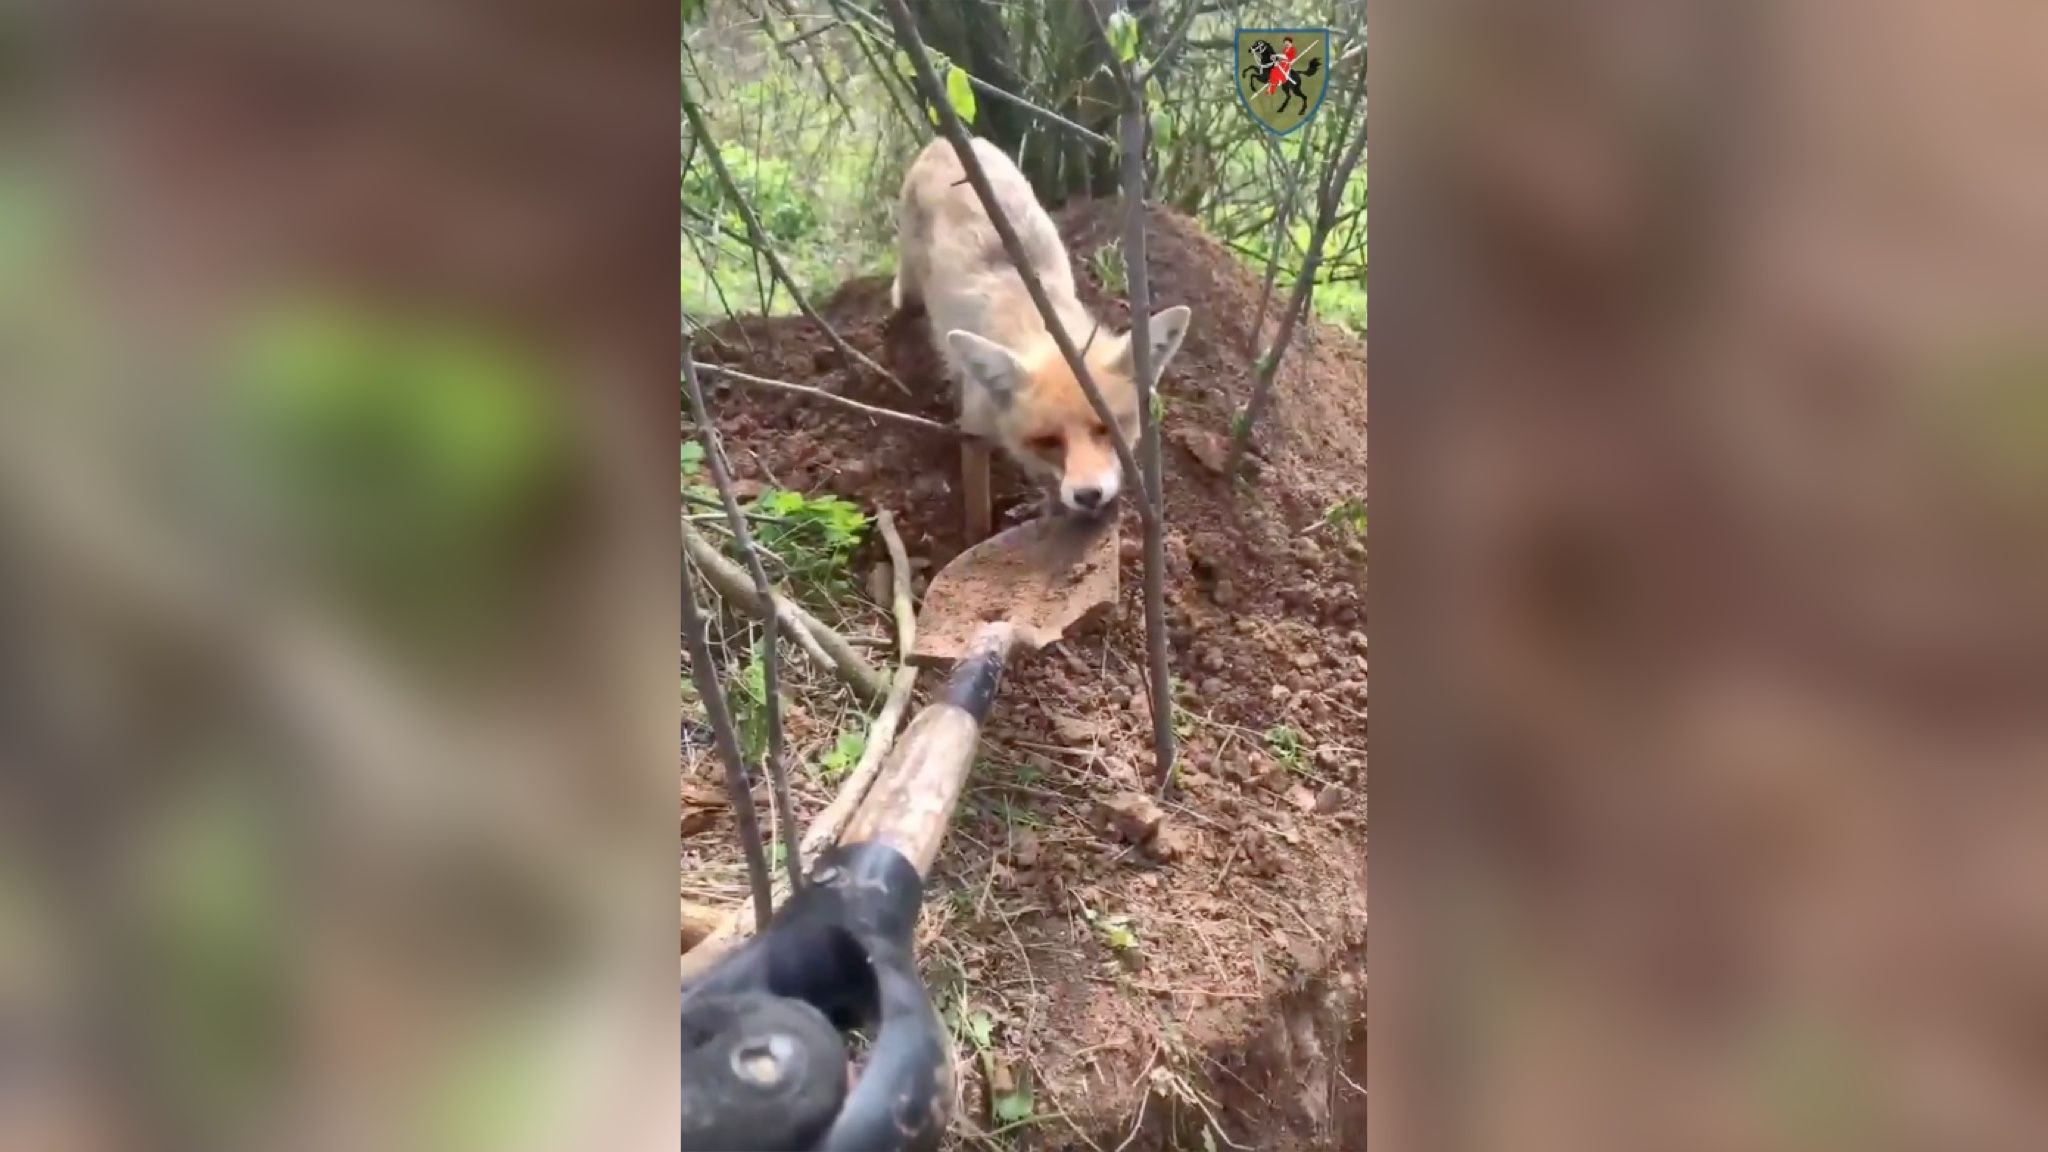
[[680, 992, 847, 1151], [681, 841, 948, 1152]]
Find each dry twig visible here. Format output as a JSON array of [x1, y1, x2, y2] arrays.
[[695, 362, 958, 436], [681, 556, 774, 924], [685, 348, 802, 893], [680, 520, 889, 703]]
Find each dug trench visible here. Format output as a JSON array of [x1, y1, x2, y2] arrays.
[[689, 202, 1367, 1149]]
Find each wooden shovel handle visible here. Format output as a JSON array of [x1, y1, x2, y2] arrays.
[[840, 623, 1018, 877]]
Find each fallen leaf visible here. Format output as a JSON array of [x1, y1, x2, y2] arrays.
[[1096, 792, 1166, 846], [1315, 784, 1347, 814], [1051, 714, 1099, 746], [1288, 784, 1318, 813], [1009, 830, 1041, 869], [681, 781, 728, 808]]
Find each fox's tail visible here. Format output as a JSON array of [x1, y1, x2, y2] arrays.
[[1299, 57, 1322, 78]]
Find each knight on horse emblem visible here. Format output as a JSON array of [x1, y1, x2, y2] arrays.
[[1234, 28, 1331, 136]]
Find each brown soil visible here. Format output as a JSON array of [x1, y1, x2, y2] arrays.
[[690, 202, 1367, 1150]]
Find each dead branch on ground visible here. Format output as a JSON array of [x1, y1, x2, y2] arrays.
[[680, 521, 890, 703], [682, 509, 923, 975], [685, 348, 802, 893]]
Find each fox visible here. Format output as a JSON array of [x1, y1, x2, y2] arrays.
[[891, 136, 1191, 543]]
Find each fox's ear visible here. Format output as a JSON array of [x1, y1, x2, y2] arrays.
[[946, 330, 1024, 403], [1114, 305, 1192, 382]]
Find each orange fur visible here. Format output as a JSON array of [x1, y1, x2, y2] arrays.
[[892, 136, 1190, 539]]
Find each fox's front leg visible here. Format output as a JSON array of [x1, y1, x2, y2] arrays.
[[961, 438, 993, 544]]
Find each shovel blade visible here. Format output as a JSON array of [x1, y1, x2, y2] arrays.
[[912, 514, 1120, 664]]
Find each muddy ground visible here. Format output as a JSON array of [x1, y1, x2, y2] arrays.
[[685, 203, 1367, 1149]]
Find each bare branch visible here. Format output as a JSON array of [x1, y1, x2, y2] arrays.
[[681, 522, 890, 703], [681, 552, 774, 925], [685, 349, 803, 893], [1139, 0, 1206, 85], [961, 62, 1115, 148], [878, 0, 1158, 537], [695, 362, 959, 436], [1095, 3, 1179, 791], [1247, 136, 1314, 357], [681, 91, 910, 395], [824, 0, 924, 133], [834, 0, 1114, 148], [1074, 0, 1129, 96], [1228, 68, 1370, 478]]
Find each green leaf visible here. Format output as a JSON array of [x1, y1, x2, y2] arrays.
[[892, 50, 916, 82], [966, 1010, 996, 1051], [1106, 10, 1140, 63], [818, 730, 866, 781], [994, 1087, 1035, 1125], [1098, 915, 1139, 951], [679, 439, 704, 476], [944, 65, 977, 125]]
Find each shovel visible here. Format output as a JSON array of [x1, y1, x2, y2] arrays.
[[840, 512, 1119, 873], [679, 516, 1118, 1151], [679, 516, 1114, 1139]]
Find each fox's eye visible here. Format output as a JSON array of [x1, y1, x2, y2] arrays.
[[1027, 434, 1062, 456]]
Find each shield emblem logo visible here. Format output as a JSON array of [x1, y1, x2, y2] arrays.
[[1234, 29, 1332, 136]]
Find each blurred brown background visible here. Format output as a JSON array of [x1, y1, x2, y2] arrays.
[[1372, 0, 2048, 1149], [0, 1, 678, 1149]]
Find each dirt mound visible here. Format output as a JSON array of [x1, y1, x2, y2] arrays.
[[694, 202, 1366, 1149]]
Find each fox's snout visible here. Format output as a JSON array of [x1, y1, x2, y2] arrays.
[[1007, 421, 1124, 517], [1056, 436, 1120, 515]]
